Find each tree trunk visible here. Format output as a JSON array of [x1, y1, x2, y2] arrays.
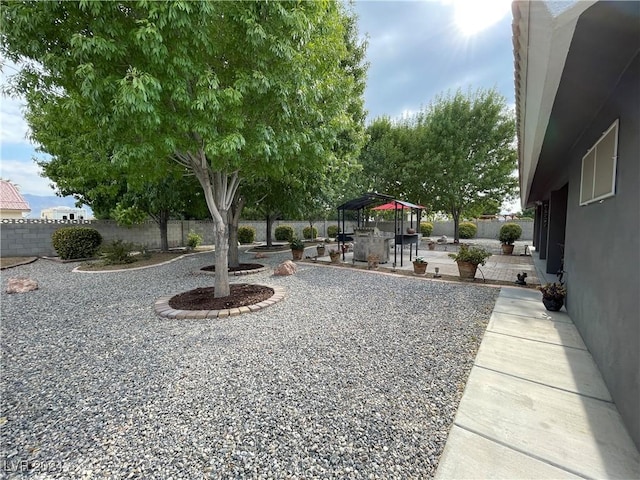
[[452, 210, 460, 243], [227, 195, 245, 268], [159, 209, 170, 251], [213, 220, 230, 296], [178, 149, 240, 298], [265, 213, 274, 248]]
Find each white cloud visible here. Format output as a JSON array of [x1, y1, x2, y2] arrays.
[[0, 158, 57, 196], [0, 61, 32, 145]]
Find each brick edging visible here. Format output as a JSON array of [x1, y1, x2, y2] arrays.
[[197, 265, 268, 276], [154, 285, 285, 319]]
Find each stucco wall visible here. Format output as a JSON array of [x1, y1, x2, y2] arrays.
[[0, 218, 533, 257], [564, 54, 639, 448]]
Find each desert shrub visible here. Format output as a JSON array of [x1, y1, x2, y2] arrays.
[[274, 225, 294, 242], [327, 225, 340, 238], [187, 230, 203, 249], [458, 221, 477, 239], [499, 223, 523, 245], [238, 226, 256, 244], [302, 226, 318, 239], [101, 239, 136, 265], [51, 227, 102, 260], [420, 222, 433, 236]]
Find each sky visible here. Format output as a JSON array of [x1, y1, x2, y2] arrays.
[[0, 0, 517, 209]]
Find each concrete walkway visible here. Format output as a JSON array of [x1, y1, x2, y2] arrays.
[[435, 286, 640, 479]]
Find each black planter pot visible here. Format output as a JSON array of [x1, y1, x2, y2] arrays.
[[542, 296, 564, 312]]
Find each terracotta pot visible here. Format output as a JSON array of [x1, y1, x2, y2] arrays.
[[542, 296, 564, 311], [292, 249, 304, 261], [316, 247, 326, 256], [329, 252, 341, 264], [501, 243, 515, 255], [413, 261, 427, 275], [407, 227, 416, 234], [428, 242, 436, 250], [456, 261, 478, 279]]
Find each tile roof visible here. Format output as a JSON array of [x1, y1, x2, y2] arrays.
[[0, 180, 31, 211]]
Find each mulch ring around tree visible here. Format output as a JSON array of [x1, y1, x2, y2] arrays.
[[169, 284, 274, 311], [200, 263, 266, 276]]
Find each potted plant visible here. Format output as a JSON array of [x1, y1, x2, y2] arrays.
[[412, 256, 428, 274], [329, 249, 341, 263], [449, 244, 491, 279], [427, 240, 436, 251], [316, 243, 326, 256], [539, 282, 567, 311], [499, 223, 523, 255], [290, 237, 305, 260]]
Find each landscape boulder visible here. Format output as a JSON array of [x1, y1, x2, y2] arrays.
[[6, 277, 39, 294], [274, 260, 297, 276]]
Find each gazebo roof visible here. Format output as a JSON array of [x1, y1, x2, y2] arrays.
[[337, 192, 422, 212]]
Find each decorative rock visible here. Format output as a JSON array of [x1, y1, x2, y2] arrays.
[[6, 277, 39, 294], [437, 235, 448, 244], [254, 252, 267, 259], [273, 260, 297, 276]]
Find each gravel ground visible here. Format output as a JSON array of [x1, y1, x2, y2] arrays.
[[1, 249, 498, 479]]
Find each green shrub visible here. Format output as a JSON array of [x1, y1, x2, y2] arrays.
[[499, 223, 523, 245], [238, 226, 256, 244], [100, 239, 136, 265], [275, 225, 294, 242], [449, 244, 491, 265], [420, 222, 433, 236], [327, 225, 340, 238], [289, 237, 305, 250], [302, 226, 318, 239], [187, 230, 203, 249], [458, 221, 477, 239], [51, 227, 102, 260]]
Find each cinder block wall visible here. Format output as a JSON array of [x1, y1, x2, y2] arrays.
[[0, 218, 533, 257]]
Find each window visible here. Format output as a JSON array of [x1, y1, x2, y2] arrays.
[[580, 119, 618, 205]]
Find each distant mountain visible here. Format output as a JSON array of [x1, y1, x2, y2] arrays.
[[22, 194, 94, 219]]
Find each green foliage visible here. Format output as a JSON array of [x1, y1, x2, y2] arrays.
[[237, 226, 256, 244], [303, 226, 318, 240], [275, 225, 294, 242], [420, 222, 433, 236], [327, 225, 340, 238], [499, 223, 523, 245], [100, 239, 136, 265], [289, 237, 305, 250], [458, 222, 477, 239], [520, 207, 535, 218], [112, 204, 147, 227], [51, 227, 102, 260], [449, 244, 491, 266], [187, 230, 203, 249]]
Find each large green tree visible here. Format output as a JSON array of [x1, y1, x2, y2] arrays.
[[2, 1, 365, 296], [405, 89, 517, 241]]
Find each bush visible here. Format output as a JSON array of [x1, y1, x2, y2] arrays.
[[327, 225, 340, 238], [289, 237, 305, 250], [420, 222, 433, 236], [187, 230, 203, 249], [51, 227, 102, 260], [302, 226, 318, 239], [449, 244, 491, 266], [499, 223, 523, 245], [275, 225, 294, 242], [101, 239, 136, 265], [238, 226, 256, 244], [458, 222, 477, 239]]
